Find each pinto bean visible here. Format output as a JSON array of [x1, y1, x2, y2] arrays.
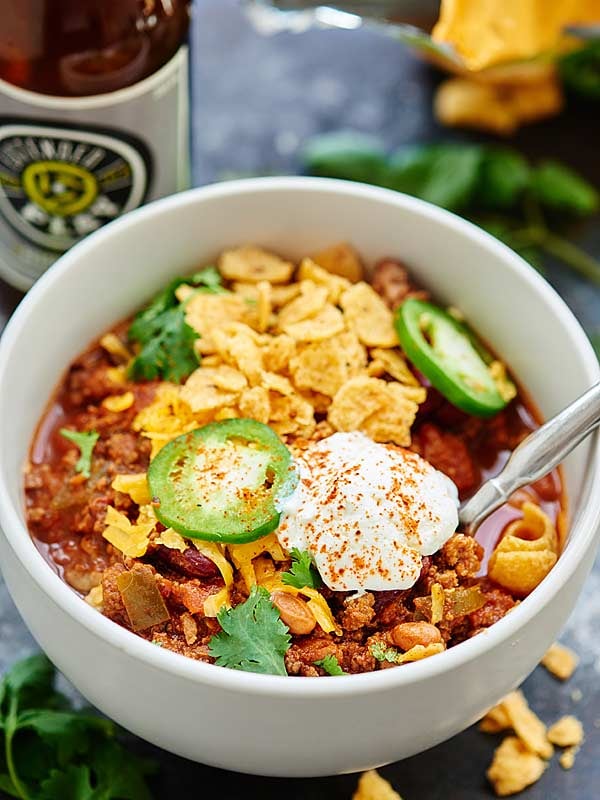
[[271, 591, 316, 635], [391, 621, 442, 650]]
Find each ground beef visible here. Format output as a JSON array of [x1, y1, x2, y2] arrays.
[[440, 534, 484, 578], [371, 259, 429, 310], [340, 592, 375, 631], [469, 584, 517, 630], [412, 422, 480, 497]]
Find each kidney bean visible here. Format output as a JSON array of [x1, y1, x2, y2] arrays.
[[153, 545, 220, 579]]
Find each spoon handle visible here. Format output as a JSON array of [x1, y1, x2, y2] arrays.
[[459, 382, 600, 534]]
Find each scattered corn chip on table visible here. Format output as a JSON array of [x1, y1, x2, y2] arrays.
[[1, 1, 599, 797]]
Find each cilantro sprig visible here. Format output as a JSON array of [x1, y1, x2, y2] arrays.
[[302, 134, 600, 284], [208, 586, 291, 676], [370, 642, 402, 664], [314, 655, 347, 676], [59, 429, 99, 479], [128, 266, 224, 384], [0, 654, 155, 799], [281, 548, 322, 590]]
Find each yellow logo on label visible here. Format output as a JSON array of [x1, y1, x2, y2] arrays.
[[21, 161, 98, 217]]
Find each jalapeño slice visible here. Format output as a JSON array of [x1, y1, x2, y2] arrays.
[[148, 419, 298, 543], [395, 298, 511, 418]]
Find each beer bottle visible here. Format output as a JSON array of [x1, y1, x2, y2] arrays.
[[0, 0, 191, 289]]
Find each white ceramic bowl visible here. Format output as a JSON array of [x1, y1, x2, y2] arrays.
[[1, 178, 599, 777]]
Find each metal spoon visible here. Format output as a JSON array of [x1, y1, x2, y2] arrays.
[[459, 383, 600, 534]]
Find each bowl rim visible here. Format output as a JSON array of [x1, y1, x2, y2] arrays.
[[1, 176, 599, 699]]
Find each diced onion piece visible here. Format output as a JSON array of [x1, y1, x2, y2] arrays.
[[116, 570, 170, 631]]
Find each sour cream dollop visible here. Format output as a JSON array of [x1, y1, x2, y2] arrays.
[[277, 431, 459, 592]]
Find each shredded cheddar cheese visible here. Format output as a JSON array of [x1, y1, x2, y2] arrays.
[[102, 506, 154, 558], [102, 391, 134, 412], [111, 473, 151, 506]]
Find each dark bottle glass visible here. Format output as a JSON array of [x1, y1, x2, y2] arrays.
[[0, 1, 191, 289]]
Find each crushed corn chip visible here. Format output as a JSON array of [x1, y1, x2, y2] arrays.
[[369, 348, 419, 386], [501, 690, 553, 759], [290, 330, 367, 398], [254, 280, 272, 332], [219, 246, 294, 284], [487, 736, 546, 797], [112, 473, 151, 506], [541, 642, 579, 681], [281, 303, 345, 342], [184, 293, 247, 354], [328, 377, 425, 446], [270, 283, 302, 307], [277, 280, 329, 327], [480, 703, 512, 734], [547, 716, 583, 748], [488, 503, 558, 596], [102, 507, 154, 558], [353, 770, 403, 800], [180, 365, 247, 412], [102, 391, 134, 412], [268, 392, 315, 437], [212, 324, 265, 384], [238, 385, 271, 424], [262, 334, 296, 372], [297, 257, 351, 303], [311, 243, 363, 284], [340, 282, 398, 348], [559, 746, 578, 770]]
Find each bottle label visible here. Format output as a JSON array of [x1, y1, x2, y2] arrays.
[[0, 46, 189, 290]]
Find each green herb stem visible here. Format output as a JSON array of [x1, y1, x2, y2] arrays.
[[541, 233, 600, 286], [5, 695, 30, 800]]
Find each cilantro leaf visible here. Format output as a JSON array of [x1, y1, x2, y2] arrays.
[[281, 548, 322, 590], [314, 655, 347, 676], [370, 642, 401, 664], [127, 266, 225, 383], [16, 710, 113, 764], [38, 765, 95, 800], [559, 40, 600, 101], [59, 430, 99, 479], [532, 161, 599, 216], [128, 306, 199, 384], [0, 655, 156, 800], [188, 265, 223, 290], [474, 147, 530, 210], [128, 266, 223, 345], [1, 654, 55, 713], [387, 144, 483, 211], [302, 131, 388, 185], [208, 586, 291, 676]]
